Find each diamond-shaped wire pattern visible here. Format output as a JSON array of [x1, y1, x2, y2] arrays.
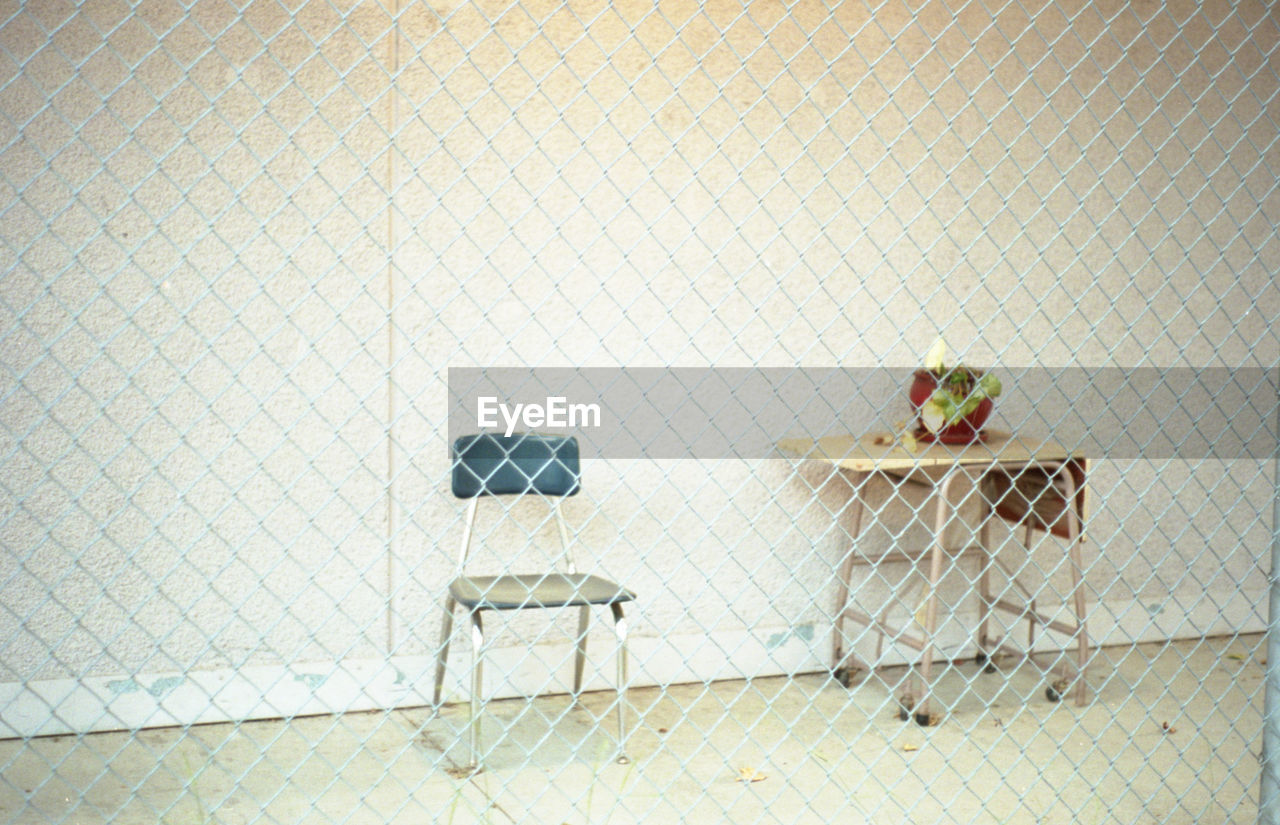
[[1, 0, 1279, 822]]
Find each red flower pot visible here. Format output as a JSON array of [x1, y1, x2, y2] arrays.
[[909, 369, 993, 443]]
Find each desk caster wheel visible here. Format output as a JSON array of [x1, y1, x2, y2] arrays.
[[975, 652, 997, 675], [1045, 678, 1069, 703], [897, 696, 936, 725]]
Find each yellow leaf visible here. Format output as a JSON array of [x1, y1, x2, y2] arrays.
[[901, 431, 918, 454], [902, 743, 920, 752], [914, 595, 930, 629], [920, 399, 945, 434], [737, 766, 766, 783], [925, 338, 947, 373]]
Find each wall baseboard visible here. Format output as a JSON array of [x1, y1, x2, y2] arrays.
[[1, 592, 1263, 739]]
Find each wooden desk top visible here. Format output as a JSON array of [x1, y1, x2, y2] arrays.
[[776, 431, 1076, 473]]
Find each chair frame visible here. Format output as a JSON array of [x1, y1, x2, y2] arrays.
[[431, 438, 630, 772]]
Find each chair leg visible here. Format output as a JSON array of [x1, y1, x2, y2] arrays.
[[468, 610, 484, 772], [433, 595, 456, 707], [574, 604, 590, 696], [610, 602, 630, 765]]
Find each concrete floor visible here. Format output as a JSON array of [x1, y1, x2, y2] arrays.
[[0, 635, 1266, 825]]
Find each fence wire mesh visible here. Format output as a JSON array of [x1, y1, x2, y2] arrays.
[[2, 0, 1279, 822]]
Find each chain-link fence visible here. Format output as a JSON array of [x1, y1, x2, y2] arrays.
[[2, 0, 1279, 822]]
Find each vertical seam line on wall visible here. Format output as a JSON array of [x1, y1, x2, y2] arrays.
[[386, 0, 401, 655]]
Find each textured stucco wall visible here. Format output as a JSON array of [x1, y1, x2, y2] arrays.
[[1, 0, 1278, 728]]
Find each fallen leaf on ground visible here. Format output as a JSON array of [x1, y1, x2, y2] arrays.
[[1161, 721, 1177, 734], [902, 744, 920, 752], [1227, 653, 1245, 661], [737, 766, 766, 783]]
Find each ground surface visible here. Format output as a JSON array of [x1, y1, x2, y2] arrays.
[[0, 635, 1265, 825]]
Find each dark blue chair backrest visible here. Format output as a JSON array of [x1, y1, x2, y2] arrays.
[[451, 433, 581, 498]]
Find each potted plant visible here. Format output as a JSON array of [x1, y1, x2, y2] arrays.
[[909, 339, 1002, 443]]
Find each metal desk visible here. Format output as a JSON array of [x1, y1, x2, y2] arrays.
[[779, 432, 1089, 724]]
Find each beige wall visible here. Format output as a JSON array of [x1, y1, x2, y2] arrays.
[[1, 0, 1277, 731]]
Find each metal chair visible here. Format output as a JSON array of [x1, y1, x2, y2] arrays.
[[432, 433, 634, 771]]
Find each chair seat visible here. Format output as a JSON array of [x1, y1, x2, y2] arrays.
[[450, 573, 636, 611]]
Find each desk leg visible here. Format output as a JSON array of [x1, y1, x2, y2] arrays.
[[1062, 470, 1090, 706], [913, 469, 958, 725], [974, 495, 995, 672], [833, 471, 868, 685]]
